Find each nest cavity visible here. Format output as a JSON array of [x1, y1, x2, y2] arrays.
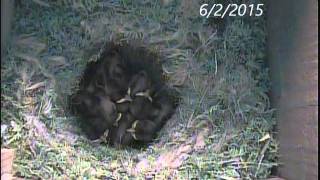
[[69, 42, 179, 148]]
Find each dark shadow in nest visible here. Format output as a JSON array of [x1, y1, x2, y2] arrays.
[[69, 42, 180, 149]]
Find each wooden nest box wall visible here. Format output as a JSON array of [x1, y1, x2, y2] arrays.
[[267, 0, 318, 179]]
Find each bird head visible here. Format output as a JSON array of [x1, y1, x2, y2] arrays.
[[113, 86, 132, 104]]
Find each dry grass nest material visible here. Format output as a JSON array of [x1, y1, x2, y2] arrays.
[[1, 0, 278, 179]]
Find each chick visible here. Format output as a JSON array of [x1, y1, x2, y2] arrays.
[[80, 121, 99, 140], [94, 65, 108, 87], [94, 51, 128, 94], [106, 51, 128, 89], [129, 71, 153, 101], [70, 91, 98, 115], [112, 112, 123, 127], [71, 91, 124, 141], [91, 128, 110, 144], [96, 95, 118, 126], [109, 113, 135, 148], [76, 93, 116, 118], [115, 87, 132, 103], [135, 89, 153, 102], [113, 86, 132, 113], [96, 78, 127, 102], [151, 89, 177, 126], [126, 120, 157, 142], [84, 80, 96, 94], [81, 116, 109, 140], [129, 96, 156, 120]]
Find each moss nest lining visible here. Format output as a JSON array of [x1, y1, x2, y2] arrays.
[[1, 0, 278, 179], [69, 42, 179, 148]]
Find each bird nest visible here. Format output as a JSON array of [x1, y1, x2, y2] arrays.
[[69, 42, 179, 148]]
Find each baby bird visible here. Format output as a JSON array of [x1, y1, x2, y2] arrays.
[[126, 120, 157, 142], [127, 89, 176, 143], [151, 89, 177, 126], [95, 77, 127, 102], [70, 91, 98, 116], [129, 96, 156, 120], [112, 112, 123, 127], [71, 90, 124, 141], [91, 128, 110, 144], [78, 99, 113, 141], [84, 80, 96, 94], [115, 87, 132, 103], [86, 117, 110, 141], [109, 113, 136, 148], [94, 51, 128, 98], [129, 71, 153, 102], [97, 95, 119, 126], [106, 51, 128, 89], [115, 87, 132, 113]]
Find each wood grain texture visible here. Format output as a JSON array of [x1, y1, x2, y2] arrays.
[[267, 0, 318, 179]]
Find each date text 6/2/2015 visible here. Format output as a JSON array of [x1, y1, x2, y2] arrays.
[[200, 3, 264, 18]]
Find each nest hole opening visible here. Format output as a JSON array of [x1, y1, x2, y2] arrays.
[[69, 42, 179, 149]]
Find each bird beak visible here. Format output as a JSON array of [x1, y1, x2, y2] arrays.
[[116, 113, 122, 121], [126, 128, 135, 133], [91, 138, 102, 143], [103, 129, 109, 138], [126, 94, 133, 102], [126, 129, 138, 140], [127, 121, 139, 140], [135, 89, 153, 102], [92, 129, 109, 143], [132, 120, 139, 128], [116, 94, 132, 103], [127, 88, 131, 96], [113, 113, 122, 127], [132, 133, 137, 140], [126, 120, 139, 133]]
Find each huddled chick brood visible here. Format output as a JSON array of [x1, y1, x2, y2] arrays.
[[70, 43, 178, 148]]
